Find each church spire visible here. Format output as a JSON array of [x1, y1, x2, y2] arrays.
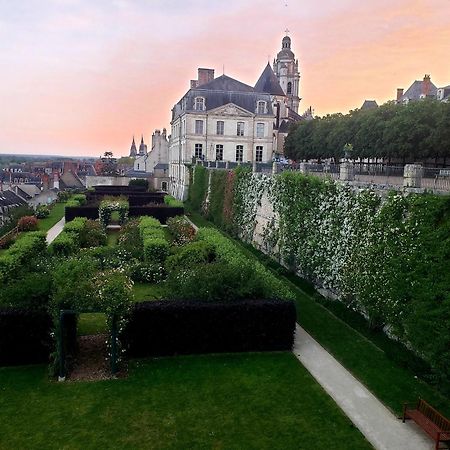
[[129, 136, 137, 158]]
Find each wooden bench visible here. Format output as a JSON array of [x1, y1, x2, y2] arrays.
[[403, 399, 450, 450]]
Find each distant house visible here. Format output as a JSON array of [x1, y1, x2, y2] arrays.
[[0, 190, 27, 227], [396, 74, 445, 104], [360, 100, 378, 110]]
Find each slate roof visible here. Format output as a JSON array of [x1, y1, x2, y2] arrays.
[[402, 80, 437, 101], [361, 100, 378, 110], [254, 64, 285, 96], [173, 74, 273, 120], [154, 163, 169, 170], [278, 120, 291, 133], [196, 75, 255, 92], [0, 190, 27, 208]]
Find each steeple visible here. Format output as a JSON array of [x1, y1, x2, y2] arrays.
[[273, 34, 301, 113], [138, 135, 147, 155], [129, 136, 137, 158]]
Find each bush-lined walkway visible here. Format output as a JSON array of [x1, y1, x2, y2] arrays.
[[293, 325, 430, 450]]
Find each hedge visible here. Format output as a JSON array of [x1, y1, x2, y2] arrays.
[[143, 238, 169, 263], [164, 195, 184, 207], [65, 205, 183, 223], [124, 299, 297, 357], [48, 231, 78, 256], [0, 231, 47, 281], [196, 228, 294, 301], [0, 308, 52, 365]]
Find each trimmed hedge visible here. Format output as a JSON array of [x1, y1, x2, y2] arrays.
[[0, 231, 47, 281], [164, 195, 183, 207], [196, 228, 294, 301], [65, 205, 184, 223], [48, 231, 78, 256], [124, 299, 297, 357], [0, 308, 52, 365]]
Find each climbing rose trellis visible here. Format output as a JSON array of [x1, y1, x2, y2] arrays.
[[99, 198, 129, 227]]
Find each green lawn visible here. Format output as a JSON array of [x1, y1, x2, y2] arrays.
[[78, 313, 107, 335], [133, 282, 168, 302], [107, 229, 120, 246], [37, 202, 67, 232], [0, 353, 371, 450], [186, 211, 450, 417]]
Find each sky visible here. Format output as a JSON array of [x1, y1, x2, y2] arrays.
[[0, 0, 449, 157]]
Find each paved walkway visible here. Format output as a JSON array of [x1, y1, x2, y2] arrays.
[[46, 217, 65, 244], [293, 325, 431, 450]]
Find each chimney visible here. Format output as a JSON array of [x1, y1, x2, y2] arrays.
[[190, 80, 198, 89], [396, 88, 404, 102], [422, 74, 431, 97], [42, 173, 49, 191], [197, 68, 215, 86]]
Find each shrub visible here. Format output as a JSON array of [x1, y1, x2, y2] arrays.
[[165, 241, 216, 273], [164, 195, 183, 207], [79, 220, 107, 248], [129, 179, 149, 189], [139, 217, 162, 234], [0, 308, 53, 365], [168, 261, 270, 302], [81, 247, 135, 272], [196, 228, 294, 301], [17, 215, 38, 231], [124, 299, 297, 357], [143, 238, 169, 263], [72, 194, 87, 205], [57, 191, 71, 202], [48, 232, 78, 256], [0, 232, 46, 281], [166, 216, 196, 245], [0, 272, 52, 310], [118, 219, 143, 259], [35, 205, 50, 219], [63, 217, 87, 236], [131, 261, 166, 283]]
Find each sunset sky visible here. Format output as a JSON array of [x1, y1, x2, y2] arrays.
[[1, 0, 449, 157]]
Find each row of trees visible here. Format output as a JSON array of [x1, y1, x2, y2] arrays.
[[284, 100, 450, 165]]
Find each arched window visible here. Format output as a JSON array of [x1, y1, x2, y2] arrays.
[[287, 82, 292, 95], [194, 97, 205, 111]]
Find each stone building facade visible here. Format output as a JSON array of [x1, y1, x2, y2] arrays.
[[169, 35, 304, 200]]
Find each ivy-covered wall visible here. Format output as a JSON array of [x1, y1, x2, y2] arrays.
[[188, 165, 450, 386]]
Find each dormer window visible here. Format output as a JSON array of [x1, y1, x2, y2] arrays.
[[194, 97, 205, 111], [257, 101, 267, 114]]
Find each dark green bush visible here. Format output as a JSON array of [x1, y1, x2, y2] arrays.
[[165, 241, 216, 273], [143, 238, 169, 263], [0, 273, 52, 310], [35, 205, 50, 219], [167, 261, 267, 302], [118, 219, 143, 259], [131, 261, 166, 283], [79, 220, 107, 248], [48, 232, 78, 256]]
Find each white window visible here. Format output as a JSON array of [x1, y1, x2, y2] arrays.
[[257, 101, 267, 114], [256, 146, 263, 162], [216, 144, 223, 161], [256, 123, 265, 138], [195, 144, 203, 159], [216, 121, 224, 135], [237, 122, 244, 136], [235, 145, 243, 162], [194, 97, 205, 111], [195, 120, 204, 135]]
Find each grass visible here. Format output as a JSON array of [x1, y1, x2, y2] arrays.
[[78, 313, 107, 335], [0, 353, 371, 450], [106, 229, 120, 246], [133, 282, 168, 302], [37, 201, 67, 232], [186, 210, 450, 417]]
